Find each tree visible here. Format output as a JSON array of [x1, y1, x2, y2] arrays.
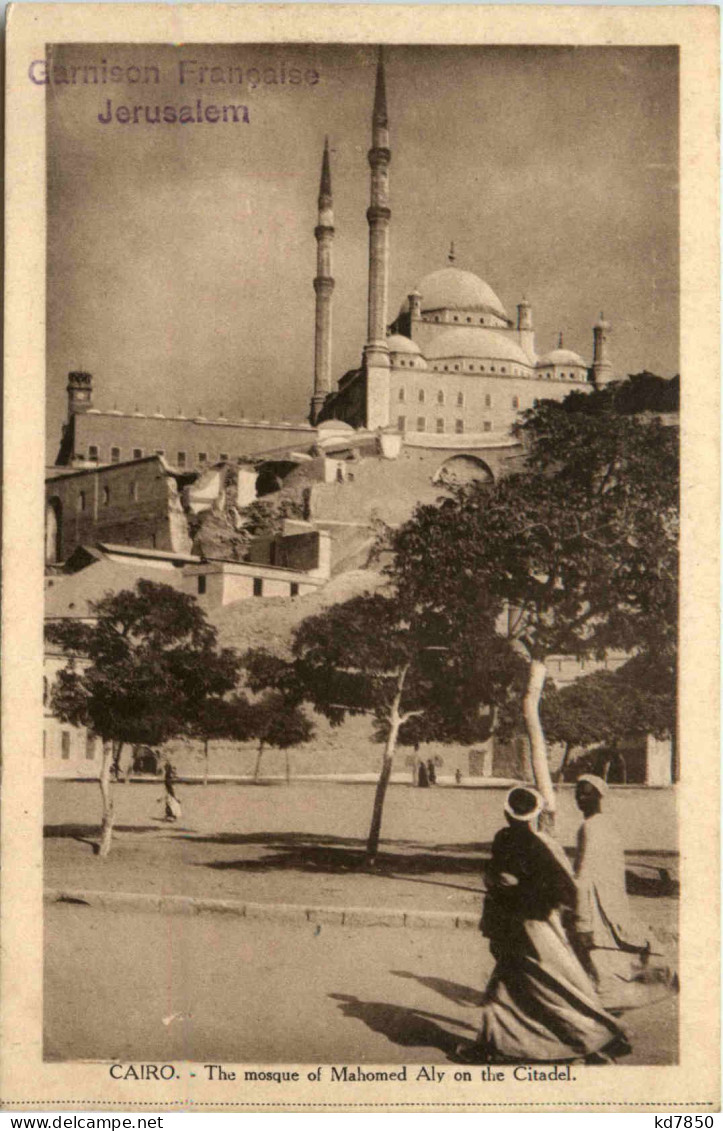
[[389, 395, 678, 825], [45, 580, 241, 855], [246, 693, 314, 782], [247, 592, 519, 862], [240, 650, 314, 781], [541, 651, 676, 781]]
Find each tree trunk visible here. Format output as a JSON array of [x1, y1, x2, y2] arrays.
[[522, 658, 555, 828], [366, 720, 400, 866], [366, 670, 408, 865], [253, 742, 264, 782], [554, 742, 572, 784], [98, 741, 119, 858], [203, 739, 209, 786]]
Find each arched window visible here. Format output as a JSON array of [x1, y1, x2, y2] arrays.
[[77, 491, 86, 513], [437, 390, 445, 405], [102, 486, 110, 506]]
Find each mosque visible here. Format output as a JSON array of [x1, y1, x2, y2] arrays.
[[53, 49, 614, 484], [309, 50, 613, 437]]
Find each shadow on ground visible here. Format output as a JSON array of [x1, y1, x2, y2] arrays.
[[43, 823, 678, 897], [193, 831, 490, 890], [391, 970, 486, 1008], [328, 992, 475, 1056], [44, 824, 166, 839]]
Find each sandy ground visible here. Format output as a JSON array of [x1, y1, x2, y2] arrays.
[[45, 781, 678, 936], [45, 904, 679, 1066]]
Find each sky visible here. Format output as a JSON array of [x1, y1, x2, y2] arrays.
[[46, 43, 679, 452]]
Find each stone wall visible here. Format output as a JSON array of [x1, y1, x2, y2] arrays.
[[66, 412, 315, 469]]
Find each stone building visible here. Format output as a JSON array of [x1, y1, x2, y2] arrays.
[[45, 455, 191, 563], [56, 371, 315, 472]]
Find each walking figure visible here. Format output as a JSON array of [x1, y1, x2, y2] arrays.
[[456, 786, 630, 1065], [163, 760, 182, 822]]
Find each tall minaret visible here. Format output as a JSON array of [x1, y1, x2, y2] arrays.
[[363, 48, 392, 429], [310, 137, 335, 425], [591, 313, 614, 386], [516, 298, 535, 361]]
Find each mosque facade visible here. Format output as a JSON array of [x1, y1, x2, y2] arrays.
[[311, 50, 613, 437]]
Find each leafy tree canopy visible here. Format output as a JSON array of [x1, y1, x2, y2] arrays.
[[541, 652, 675, 752], [46, 579, 242, 752], [387, 393, 678, 814]]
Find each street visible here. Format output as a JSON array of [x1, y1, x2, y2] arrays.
[[45, 904, 677, 1065]]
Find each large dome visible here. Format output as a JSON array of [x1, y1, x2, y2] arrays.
[[426, 327, 531, 367], [400, 268, 508, 320]]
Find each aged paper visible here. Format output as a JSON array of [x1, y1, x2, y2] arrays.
[[2, 2, 719, 1113]]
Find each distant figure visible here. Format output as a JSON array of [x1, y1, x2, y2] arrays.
[[417, 761, 429, 788], [456, 786, 629, 1065], [163, 761, 182, 822], [573, 774, 676, 1008], [455, 768, 463, 786], [427, 759, 436, 786]]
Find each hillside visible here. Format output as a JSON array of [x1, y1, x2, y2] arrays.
[[209, 567, 388, 656]]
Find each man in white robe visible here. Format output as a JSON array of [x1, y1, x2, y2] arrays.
[[574, 778, 651, 1008], [573, 774, 655, 1009]]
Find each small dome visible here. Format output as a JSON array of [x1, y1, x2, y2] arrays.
[[386, 334, 422, 355], [426, 328, 531, 368], [538, 348, 587, 367], [399, 267, 508, 320], [317, 419, 355, 433]]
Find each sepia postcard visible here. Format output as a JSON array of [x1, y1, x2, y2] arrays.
[[2, 2, 720, 1113]]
